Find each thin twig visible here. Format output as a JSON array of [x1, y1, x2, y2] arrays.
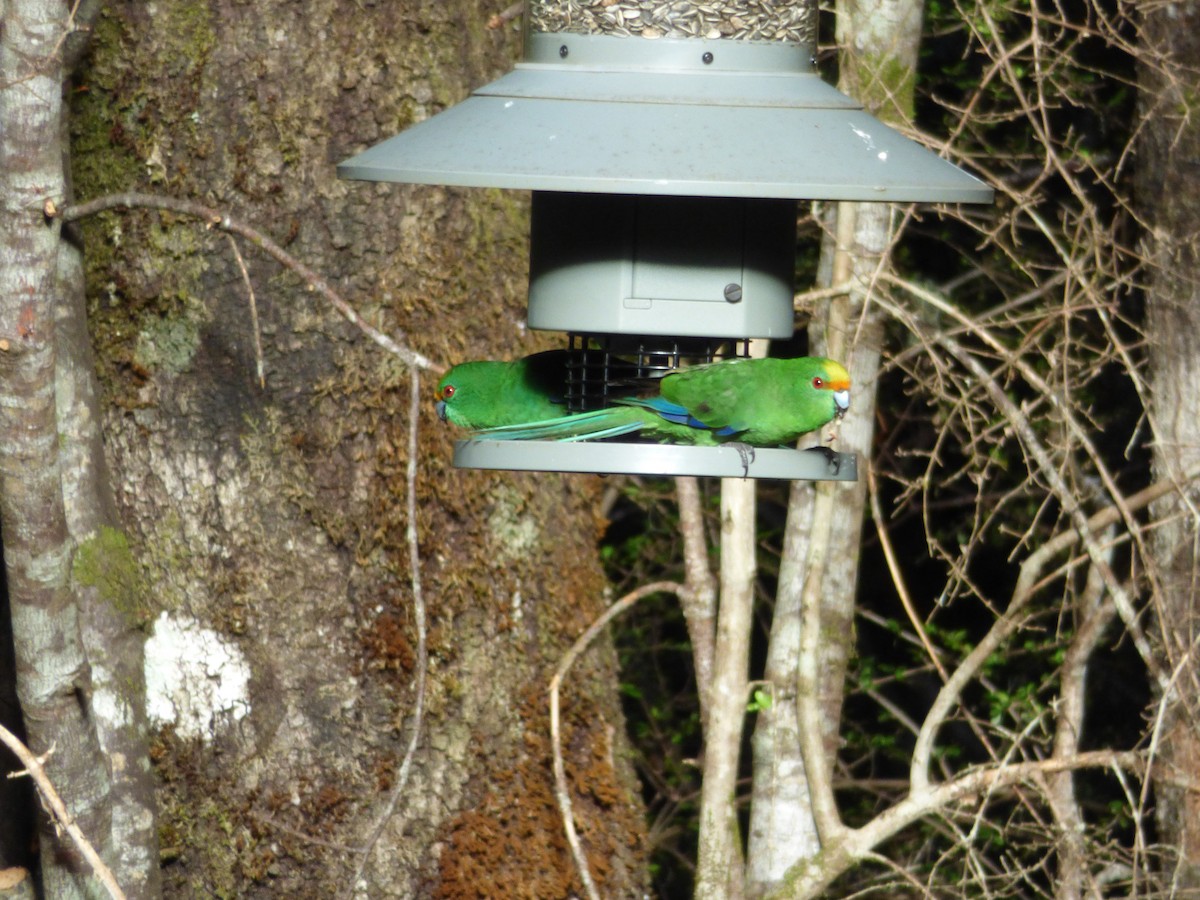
[[907, 457, 1200, 794], [949, 340, 1167, 691], [0, 724, 126, 900], [248, 810, 365, 853], [550, 580, 684, 900], [343, 372, 429, 898], [866, 461, 948, 683], [224, 234, 265, 388], [882, 272, 1149, 596], [56, 192, 442, 373]]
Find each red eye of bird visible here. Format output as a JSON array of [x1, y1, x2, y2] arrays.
[[441, 384, 455, 400], [812, 376, 824, 389]]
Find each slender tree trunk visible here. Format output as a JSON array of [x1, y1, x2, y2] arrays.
[[56, 233, 162, 897], [747, 0, 918, 892], [695, 478, 756, 900], [816, 0, 920, 774], [747, 479, 821, 893], [0, 2, 116, 894], [1138, 5, 1200, 891]]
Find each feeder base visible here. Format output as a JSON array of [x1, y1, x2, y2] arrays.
[[452, 440, 857, 481]]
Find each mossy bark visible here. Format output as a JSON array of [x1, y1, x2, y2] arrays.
[[72, 1, 647, 896], [0, 2, 119, 896]]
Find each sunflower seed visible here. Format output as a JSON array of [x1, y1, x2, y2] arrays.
[[528, 0, 816, 45]]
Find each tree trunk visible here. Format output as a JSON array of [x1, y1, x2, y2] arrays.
[[816, 0, 921, 781], [1138, 4, 1200, 891], [0, 2, 117, 895], [747, 0, 919, 891], [695, 478, 756, 900], [70, 1, 647, 896]]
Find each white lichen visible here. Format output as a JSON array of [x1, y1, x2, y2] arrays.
[[144, 611, 251, 740]]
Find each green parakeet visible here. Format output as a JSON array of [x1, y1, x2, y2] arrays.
[[435, 350, 570, 430], [474, 356, 851, 447]]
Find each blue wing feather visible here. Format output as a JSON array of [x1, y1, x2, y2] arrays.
[[615, 397, 741, 436]]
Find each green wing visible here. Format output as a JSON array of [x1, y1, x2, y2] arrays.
[[436, 351, 568, 430], [660, 357, 849, 446]]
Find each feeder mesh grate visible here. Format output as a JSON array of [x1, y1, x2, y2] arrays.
[[564, 333, 751, 412]]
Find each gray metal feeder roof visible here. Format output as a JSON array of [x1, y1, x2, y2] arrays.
[[338, 33, 993, 203]]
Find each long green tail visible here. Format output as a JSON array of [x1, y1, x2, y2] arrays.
[[471, 406, 648, 442]]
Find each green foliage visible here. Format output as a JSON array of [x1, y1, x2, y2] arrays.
[[747, 687, 773, 714]]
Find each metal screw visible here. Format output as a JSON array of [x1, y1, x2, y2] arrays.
[[559, 44, 569, 58], [702, 51, 714, 64], [723, 283, 743, 303]]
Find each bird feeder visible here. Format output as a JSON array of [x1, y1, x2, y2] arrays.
[[337, 0, 992, 479]]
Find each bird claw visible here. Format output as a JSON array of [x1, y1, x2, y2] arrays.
[[730, 442, 756, 478], [803, 445, 841, 475]]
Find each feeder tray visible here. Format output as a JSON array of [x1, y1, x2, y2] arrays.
[[453, 440, 858, 481]]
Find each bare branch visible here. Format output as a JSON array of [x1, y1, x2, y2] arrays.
[[866, 461, 948, 683], [224, 233, 265, 389], [695, 479, 756, 899], [948, 340, 1166, 691], [906, 455, 1198, 795], [769, 751, 1146, 900], [55, 192, 442, 373], [676, 475, 717, 728], [0, 725, 125, 900]]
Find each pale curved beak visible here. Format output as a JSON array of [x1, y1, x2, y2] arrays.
[[833, 389, 850, 415], [435, 400, 448, 422]]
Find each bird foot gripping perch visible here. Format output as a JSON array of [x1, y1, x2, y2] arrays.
[[729, 442, 756, 479]]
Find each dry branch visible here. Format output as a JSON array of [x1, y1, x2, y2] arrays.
[[676, 475, 717, 728], [769, 750, 1146, 900], [224, 233, 265, 388], [0, 725, 125, 900], [56, 192, 441, 373]]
